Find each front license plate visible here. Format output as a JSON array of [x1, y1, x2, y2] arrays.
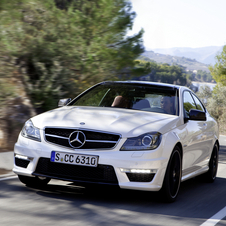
[[50, 151, 99, 167]]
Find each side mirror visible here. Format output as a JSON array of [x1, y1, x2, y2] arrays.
[[189, 109, 206, 121], [58, 98, 71, 107]]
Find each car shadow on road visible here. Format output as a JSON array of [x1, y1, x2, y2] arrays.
[[8, 174, 223, 226], [22, 147, 226, 205], [7, 146, 226, 207], [2, 148, 226, 226], [2, 169, 226, 226], [22, 170, 226, 207]]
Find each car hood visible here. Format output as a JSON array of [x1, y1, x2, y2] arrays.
[[31, 106, 181, 137]]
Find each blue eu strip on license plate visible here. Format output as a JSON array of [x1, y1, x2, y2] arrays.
[[51, 151, 56, 162]]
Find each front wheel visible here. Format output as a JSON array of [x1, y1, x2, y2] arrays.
[[204, 143, 219, 183], [160, 146, 182, 202], [18, 175, 51, 187]]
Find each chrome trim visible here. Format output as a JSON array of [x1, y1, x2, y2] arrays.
[[85, 140, 117, 143], [45, 134, 68, 139], [45, 134, 118, 143], [43, 126, 121, 151], [44, 126, 121, 137]]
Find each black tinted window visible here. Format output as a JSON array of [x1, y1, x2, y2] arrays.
[[70, 83, 179, 115]]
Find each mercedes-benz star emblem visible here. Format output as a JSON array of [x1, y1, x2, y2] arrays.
[[69, 131, 86, 148]]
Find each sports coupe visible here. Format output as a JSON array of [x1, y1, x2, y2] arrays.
[[13, 81, 219, 202]]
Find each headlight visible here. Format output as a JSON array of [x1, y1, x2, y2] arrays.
[[120, 132, 161, 151], [21, 120, 41, 142]]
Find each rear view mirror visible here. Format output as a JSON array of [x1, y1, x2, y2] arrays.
[[58, 98, 71, 107], [189, 109, 206, 121]]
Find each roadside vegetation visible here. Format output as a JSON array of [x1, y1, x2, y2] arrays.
[[0, 0, 144, 112], [0, 0, 226, 139], [196, 46, 226, 134], [196, 70, 213, 83], [133, 60, 192, 86]]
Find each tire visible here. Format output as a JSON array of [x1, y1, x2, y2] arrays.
[[204, 143, 219, 183], [18, 175, 51, 187], [161, 146, 182, 202]]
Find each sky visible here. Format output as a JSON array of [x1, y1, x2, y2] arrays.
[[128, 0, 226, 50]]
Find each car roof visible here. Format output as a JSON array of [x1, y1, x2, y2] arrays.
[[100, 80, 187, 91]]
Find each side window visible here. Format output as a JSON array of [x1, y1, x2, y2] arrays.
[[183, 91, 196, 118], [192, 93, 205, 112]]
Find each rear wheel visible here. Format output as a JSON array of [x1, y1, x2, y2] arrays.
[[18, 175, 51, 187], [204, 143, 218, 183], [161, 146, 182, 202]]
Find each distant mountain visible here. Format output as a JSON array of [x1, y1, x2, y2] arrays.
[[141, 51, 210, 72], [148, 46, 223, 65]]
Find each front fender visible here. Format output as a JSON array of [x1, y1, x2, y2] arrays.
[[156, 131, 182, 187], [162, 131, 182, 159]]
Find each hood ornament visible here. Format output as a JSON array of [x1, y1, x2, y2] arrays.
[[69, 131, 86, 148], [80, 122, 85, 125]]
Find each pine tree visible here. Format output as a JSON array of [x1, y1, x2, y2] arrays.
[[0, 0, 144, 112]]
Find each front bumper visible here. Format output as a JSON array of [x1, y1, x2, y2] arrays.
[[13, 133, 168, 191]]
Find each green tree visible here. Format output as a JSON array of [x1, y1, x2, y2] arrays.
[[196, 85, 212, 106], [133, 60, 190, 85], [206, 84, 226, 134], [196, 70, 213, 82], [209, 45, 226, 85], [0, 0, 144, 112]]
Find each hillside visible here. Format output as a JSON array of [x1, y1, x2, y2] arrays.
[[149, 46, 223, 65], [141, 51, 210, 72]]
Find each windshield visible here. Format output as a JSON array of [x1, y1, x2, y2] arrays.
[[69, 82, 179, 116]]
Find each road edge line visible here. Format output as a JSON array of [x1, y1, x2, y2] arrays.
[[200, 206, 226, 226], [0, 176, 17, 181]]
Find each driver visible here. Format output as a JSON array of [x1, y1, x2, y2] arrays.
[[161, 96, 173, 114]]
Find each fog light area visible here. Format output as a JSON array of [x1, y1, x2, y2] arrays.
[[15, 154, 33, 161], [120, 168, 157, 174]]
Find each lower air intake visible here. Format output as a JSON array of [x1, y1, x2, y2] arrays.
[[33, 158, 118, 185], [15, 158, 30, 168], [126, 173, 155, 182]]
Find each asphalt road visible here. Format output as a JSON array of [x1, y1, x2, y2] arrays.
[[1, 145, 226, 226]]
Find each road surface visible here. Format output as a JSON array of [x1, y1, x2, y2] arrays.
[[1, 143, 226, 226]]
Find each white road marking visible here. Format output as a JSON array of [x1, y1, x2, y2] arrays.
[[200, 206, 226, 226], [0, 176, 17, 181]]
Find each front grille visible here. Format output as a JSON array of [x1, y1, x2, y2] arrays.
[[126, 173, 155, 182], [15, 158, 30, 168], [33, 158, 118, 185], [44, 128, 120, 149]]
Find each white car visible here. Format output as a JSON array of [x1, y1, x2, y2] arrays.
[[13, 81, 219, 202]]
